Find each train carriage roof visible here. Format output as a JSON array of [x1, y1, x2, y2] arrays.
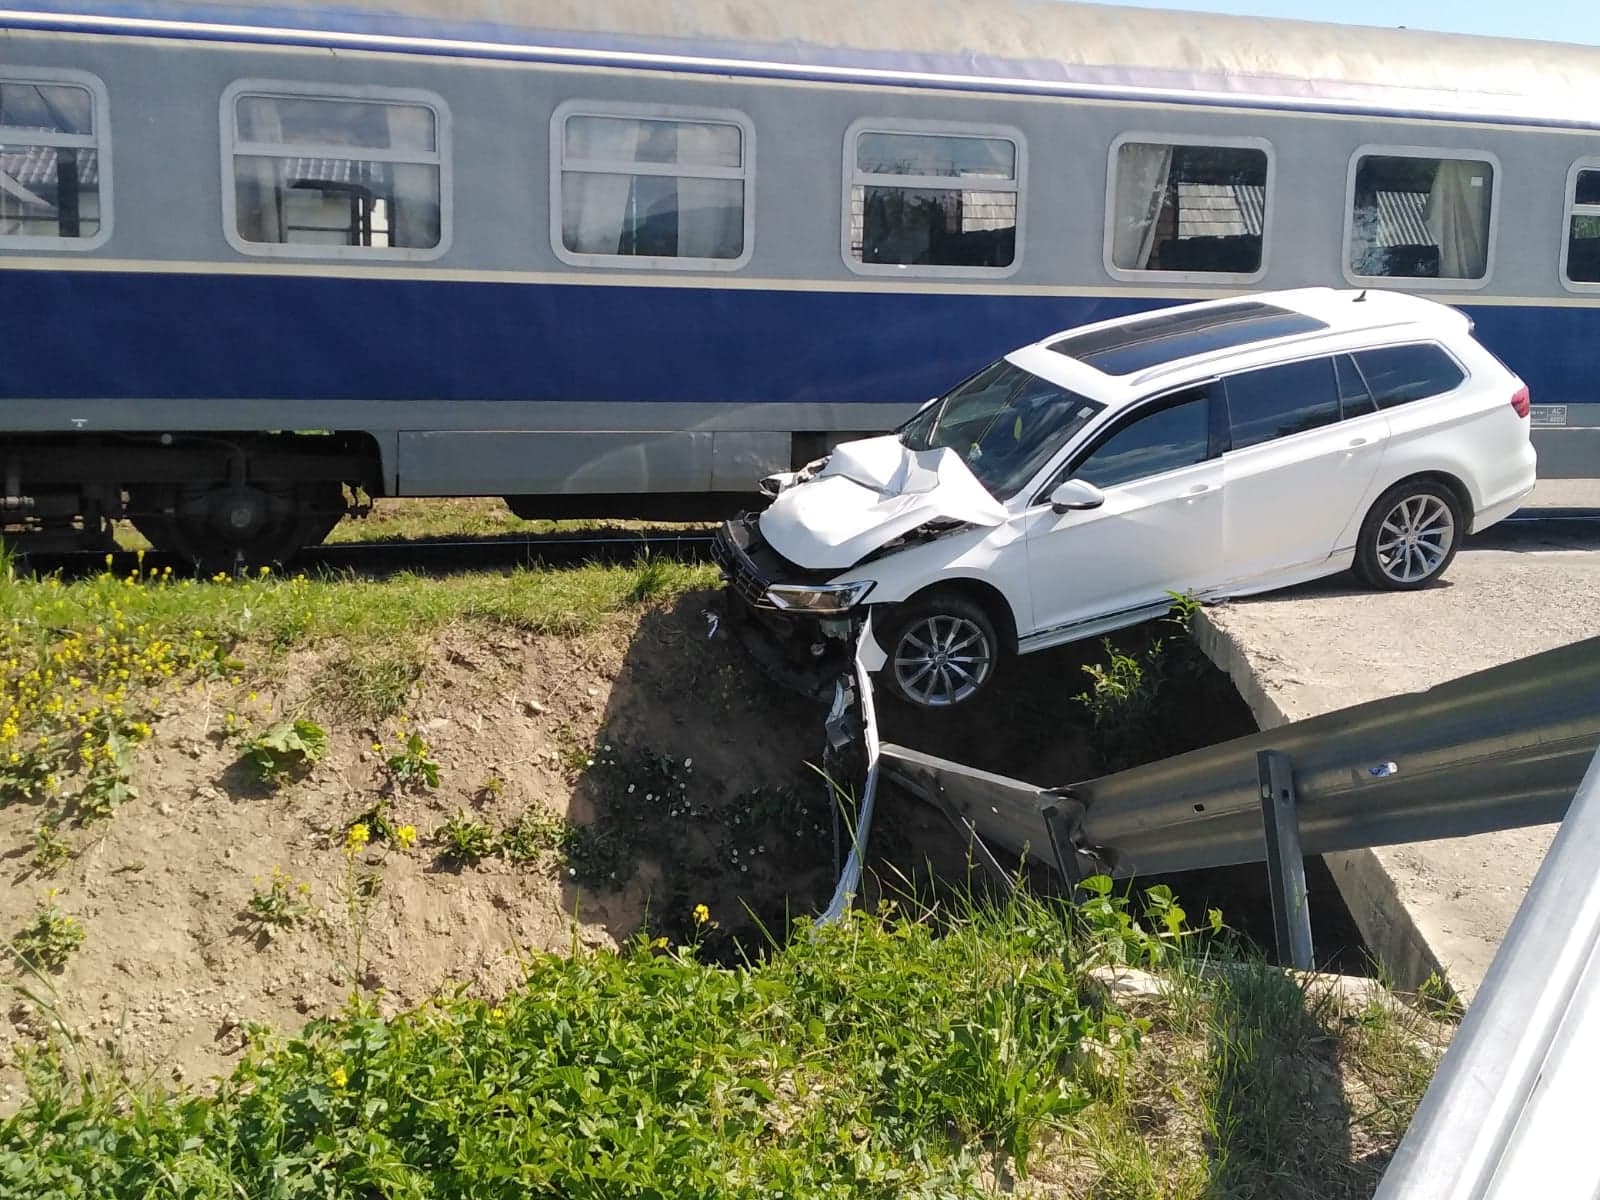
[[9, 0, 1600, 126]]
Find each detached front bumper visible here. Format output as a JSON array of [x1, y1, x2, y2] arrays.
[[712, 517, 859, 700]]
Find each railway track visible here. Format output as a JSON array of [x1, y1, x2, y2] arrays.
[[12, 528, 717, 580]]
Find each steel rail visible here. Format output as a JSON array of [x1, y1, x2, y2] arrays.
[[879, 634, 1600, 879], [1375, 744, 1600, 1200]]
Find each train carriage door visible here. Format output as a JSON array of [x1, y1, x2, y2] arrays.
[[1219, 355, 1389, 586]]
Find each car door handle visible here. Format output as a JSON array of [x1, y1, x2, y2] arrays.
[[1185, 483, 1215, 501], [1346, 437, 1370, 449]]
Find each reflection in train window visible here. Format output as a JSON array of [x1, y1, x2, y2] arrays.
[[846, 122, 1022, 274], [0, 71, 108, 247], [1107, 137, 1270, 277], [554, 103, 751, 268], [225, 82, 446, 258], [1562, 163, 1600, 286], [1347, 151, 1494, 283]]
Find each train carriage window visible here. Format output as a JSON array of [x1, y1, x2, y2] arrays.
[[1345, 148, 1496, 286], [1105, 135, 1271, 279], [552, 101, 753, 270], [222, 81, 448, 259], [1560, 161, 1600, 288], [844, 119, 1024, 276], [0, 69, 109, 249]]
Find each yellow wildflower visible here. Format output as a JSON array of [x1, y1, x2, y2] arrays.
[[395, 825, 418, 850], [344, 824, 370, 855], [651, 936, 668, 950], [330, 1066, 347, 1088], [692, 903, 710, 926]]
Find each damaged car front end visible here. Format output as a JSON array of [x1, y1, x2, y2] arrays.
[[711, 512, 870, 699]]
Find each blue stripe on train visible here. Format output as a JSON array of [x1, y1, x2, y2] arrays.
[[2, 269, 1594, 410]]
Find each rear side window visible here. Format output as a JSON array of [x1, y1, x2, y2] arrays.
[[0, 70, 108, 248], [1071, 389, 1211, 490], [1223, 359, 1342, 450], [1351, 344, 1466, 409], [1335, 354, 1376, 418], [224, 81, 447, 258]]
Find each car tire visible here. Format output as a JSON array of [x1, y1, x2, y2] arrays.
[[878, 591, 1004, 709], [1355, 479, 1464, 591]]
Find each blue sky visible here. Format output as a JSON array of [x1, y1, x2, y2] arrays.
[[1081, 1, 1597, 47]]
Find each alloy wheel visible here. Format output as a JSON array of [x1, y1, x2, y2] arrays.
[[1375, 493, 1455, 584], [891, 614, 994, 707]]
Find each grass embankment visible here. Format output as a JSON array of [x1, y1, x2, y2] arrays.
[[2, 887, 1440, 1199], [0, 544, 1444, 1196]]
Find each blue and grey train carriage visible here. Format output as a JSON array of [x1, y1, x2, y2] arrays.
[[3, 0, 1599, 561]]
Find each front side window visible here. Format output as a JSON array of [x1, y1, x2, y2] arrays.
[[227, 84, 445, 256], [1223, 358, 1342, 450], [1107, 139, 1269, 276], [555, 105, 750, 266], [1351, 344, 1466, 409], [1348, 151, 1494, 282], [0, 72, 106, 246], [847, 124, 1021, 272], [1071, 390, 1212, 491], [1562, 164, 1600, 286], [900, 360, 1100, 500]]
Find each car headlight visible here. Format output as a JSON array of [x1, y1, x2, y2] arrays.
[[765, 580, 875, 613]]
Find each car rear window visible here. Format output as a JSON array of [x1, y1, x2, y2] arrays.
[[1351, 344, 1466, 409], [1048, 301, 1327, 376]]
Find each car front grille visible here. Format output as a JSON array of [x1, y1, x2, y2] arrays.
[[713, 518, 773, 609]]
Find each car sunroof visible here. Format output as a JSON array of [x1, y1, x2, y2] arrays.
[[1048, 302, 1328, 376]]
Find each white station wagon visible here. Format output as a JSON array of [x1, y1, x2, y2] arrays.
[[714, 288, 1536, 709]]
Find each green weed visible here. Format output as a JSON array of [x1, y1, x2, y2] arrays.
[[435, 812, 493, 866], [240, 718, 329, 786], [9, 892, 85, 972], [382, 731, 440, 791], [244, 868, 315, 939]]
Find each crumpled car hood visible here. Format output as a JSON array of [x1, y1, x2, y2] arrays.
[[758, 435, 1008, 572]]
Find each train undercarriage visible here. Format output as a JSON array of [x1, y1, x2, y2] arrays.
[[1, 432, 380, 567]]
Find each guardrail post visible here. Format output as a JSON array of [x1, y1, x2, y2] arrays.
[[1258, 749, 1314, 970]]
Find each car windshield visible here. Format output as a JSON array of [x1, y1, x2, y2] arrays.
[[899, 359, 1104, 500]]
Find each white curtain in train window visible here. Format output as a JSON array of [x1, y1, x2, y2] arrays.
[[563, 116, 637, 254], [1425, 159, 1491, 279], [385, 103, 439, 249], [563, 116, 741, 258], [234, 99, 284, 243], [1112, 143, 1173, 269]]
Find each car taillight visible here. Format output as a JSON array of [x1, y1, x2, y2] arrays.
[[1511, 385, 1530, 419]]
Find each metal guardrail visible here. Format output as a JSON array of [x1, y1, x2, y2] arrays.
[[818, 615, 881, 925], [877, 634, 1600, 882], [1375, 744, 1600, 1200]]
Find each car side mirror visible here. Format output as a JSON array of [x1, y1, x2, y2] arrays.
[[1048, 479, 1105, 514]]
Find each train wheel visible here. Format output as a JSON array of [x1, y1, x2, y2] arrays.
[[127, 481, 343, 570]]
